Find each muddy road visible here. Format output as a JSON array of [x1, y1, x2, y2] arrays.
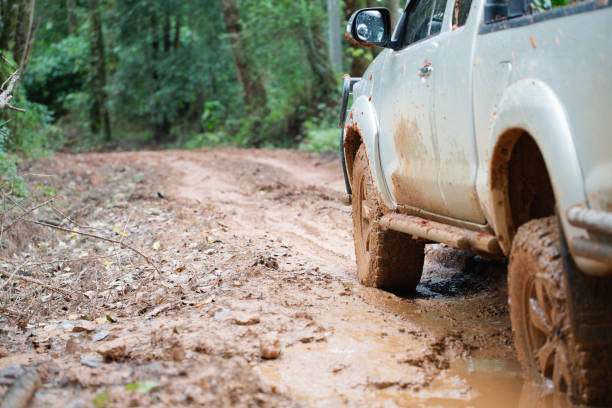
[[0, 149, 578, 407]]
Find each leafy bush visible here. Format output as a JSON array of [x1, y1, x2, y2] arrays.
[[299, 126, 339, 153], [0, 123, 25, 195], [23, 34, 89, 115]]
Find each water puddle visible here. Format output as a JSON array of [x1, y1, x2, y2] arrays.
[[257, 284, 580, 407]]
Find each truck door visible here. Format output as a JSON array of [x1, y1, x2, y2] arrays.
[[432, 0, 486, 223], [377, 0, 449, 215]]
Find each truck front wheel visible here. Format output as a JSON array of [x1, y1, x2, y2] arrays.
[[351, 145, 424, 292], [509, 217, 612, 405]]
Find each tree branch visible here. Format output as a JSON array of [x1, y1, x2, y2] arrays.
[[25, 219, 161, 274], [0, 268, 76, 298], [0, 71, 25, 113]]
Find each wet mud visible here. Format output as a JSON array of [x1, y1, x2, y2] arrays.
[[0, 148, 582, 407]]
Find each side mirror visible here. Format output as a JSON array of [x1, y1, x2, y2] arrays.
[[346, 8, 391, 47]]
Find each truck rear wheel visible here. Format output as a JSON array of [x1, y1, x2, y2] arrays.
[[351, 145, 424, 292], [509, 217, 612, 405]]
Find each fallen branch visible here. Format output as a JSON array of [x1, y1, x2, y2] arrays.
[[0, 268, 75, 298], [0, 71, 25, 113], [0, 254, 110, 268], [0, 368, 41, 408], [26, 219, 161, 274], [0, 196, 57, 235], [0, 305, 28, 319]]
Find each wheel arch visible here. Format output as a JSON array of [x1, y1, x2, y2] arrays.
[[483, 79, 586, 255], [343, 95, 394, 209]]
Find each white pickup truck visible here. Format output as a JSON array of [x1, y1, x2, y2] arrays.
[[340, 0, 612, 404]]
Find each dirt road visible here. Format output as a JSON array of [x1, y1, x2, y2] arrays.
[[0, 148, 576, 407]]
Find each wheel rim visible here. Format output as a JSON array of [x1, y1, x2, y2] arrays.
[[524, 275, 571, 392]]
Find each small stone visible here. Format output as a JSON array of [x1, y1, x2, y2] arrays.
[[260, 334, 281, 360], [0, 346, 9, 358], [72, 320, 97, 333], [233, 313, 260, 326], [97, 339, 127, 361], [92, 330, 110, 342], [80, 354, 102, 368], [0, 365, 24, 385], [170, 343, 185, 362]]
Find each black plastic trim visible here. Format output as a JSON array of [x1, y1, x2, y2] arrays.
[[559, 214, 612, 344], [479, 0, 610, 34]]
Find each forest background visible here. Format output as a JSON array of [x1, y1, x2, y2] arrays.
[[0, 0, 403, 193]]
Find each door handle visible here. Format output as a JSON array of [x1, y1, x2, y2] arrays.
[[419, 64, 432, 77]]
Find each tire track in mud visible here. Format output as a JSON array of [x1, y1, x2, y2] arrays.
[[155, 149, 547, 407], [161, 149, 356, 276]]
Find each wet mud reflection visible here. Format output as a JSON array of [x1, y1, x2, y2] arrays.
[[258, 245, 581, 407]]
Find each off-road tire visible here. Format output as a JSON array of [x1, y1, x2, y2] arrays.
[[351, 145, 424, 292], [509, 217, 612, 405]]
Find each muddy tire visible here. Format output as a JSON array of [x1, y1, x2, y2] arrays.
[[509, 217, 612, 405], [351, 145, 424, 292]]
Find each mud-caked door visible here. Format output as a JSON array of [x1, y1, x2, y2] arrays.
[[432, 0, 486, 224], [378, 0, 449, 214]]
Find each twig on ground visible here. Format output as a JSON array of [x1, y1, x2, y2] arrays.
[[0, 254, 110, 268], [49, 202, 104, 232], [0, 262, 29, 292], [26, 219, 161, 274], [0, 196, 57, 235], [0, 305, 28, 319], [0, 268, 75, 298]]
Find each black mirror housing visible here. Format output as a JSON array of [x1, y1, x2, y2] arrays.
[[346, 8, 391, 48]]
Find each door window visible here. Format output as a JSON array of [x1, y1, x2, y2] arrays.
[[401, 0, 447, 47], [452, 0, 473, 28]]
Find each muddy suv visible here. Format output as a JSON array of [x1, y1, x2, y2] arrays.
[[340, 0, 612, 404]]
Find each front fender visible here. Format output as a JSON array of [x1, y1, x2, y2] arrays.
[[478, 79, 599, 271], [344, 95, 394, 209]]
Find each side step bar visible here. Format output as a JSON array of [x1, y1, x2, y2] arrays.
[[380, 213, 502, 255]]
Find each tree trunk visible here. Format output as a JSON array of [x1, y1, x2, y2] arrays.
[[163, 12, 171, 53], [66, 0, 75, 34], [327, 0, 342, 73], [0, 0, 18, 52], [173, 15, 181, 50], [219, 0, 267, 114], [88, 0, 111, 141], [390, 0, 401, 27], [13, 0, 36, 70], [302, 10, 336, 106]]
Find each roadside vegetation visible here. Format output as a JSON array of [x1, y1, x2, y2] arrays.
[[1, 1, 401, 166]]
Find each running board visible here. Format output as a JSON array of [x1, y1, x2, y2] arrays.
[[380, 213, 502, 255]]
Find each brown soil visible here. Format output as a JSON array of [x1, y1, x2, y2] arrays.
[[0, 148, 581, 407]]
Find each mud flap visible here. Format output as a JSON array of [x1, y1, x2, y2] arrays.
[[559, 217, 612, 344], [340, 128, 352, 197]]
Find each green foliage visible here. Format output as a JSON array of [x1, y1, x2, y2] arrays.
[[298, 105, 342, 153], [6, 94, 63, 157], [0, 124, 25, 196], [93, 389, 111, 408], [532, 0, 569, 11], [23, 34, 89, 114], [299, 126, 339, 153], [7, 0, 351, 152], [0, 51, 62, 191], [125, 381, 156, 394]]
